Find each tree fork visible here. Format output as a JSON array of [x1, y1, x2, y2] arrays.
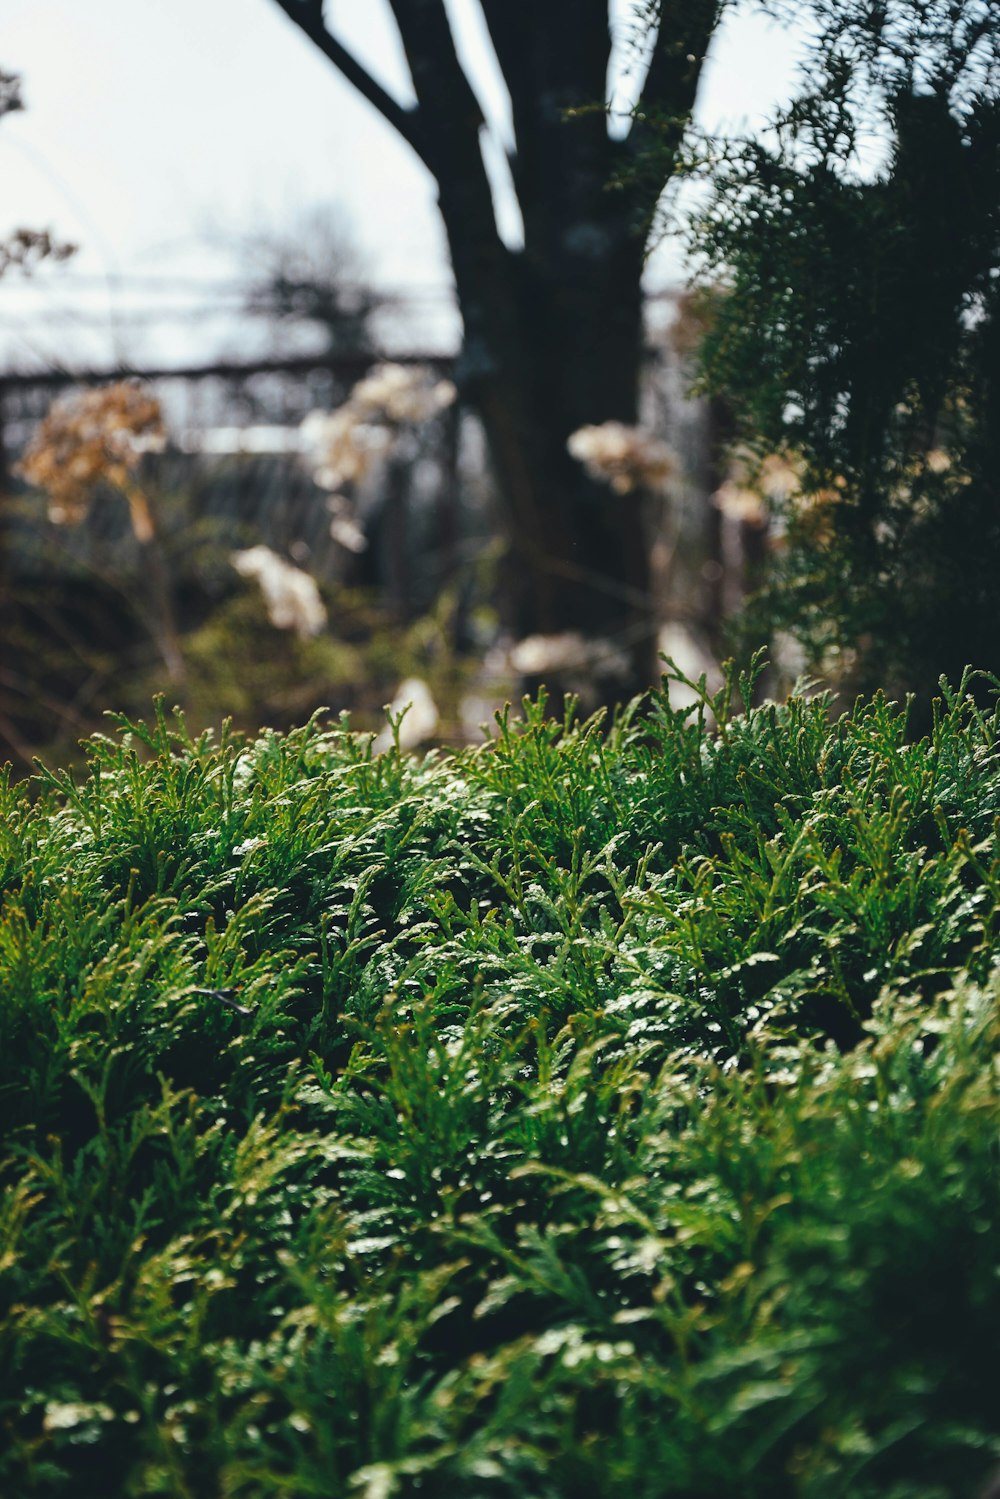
[[271, 0, 721, 704]]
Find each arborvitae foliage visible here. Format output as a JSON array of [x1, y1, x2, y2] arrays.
[[688, 0, 1000, 702], [3, 661, 1000, 1495]]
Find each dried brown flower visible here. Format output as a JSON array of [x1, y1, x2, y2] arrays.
[[567, 422, 676, 495], [302, 363, 456, 492], [18, 382, 164, 539]]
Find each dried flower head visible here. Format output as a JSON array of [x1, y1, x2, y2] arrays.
[[714, 480, 767, 525], [302, 363, 456, 492], [231, 545, 327, 638], [567, 422, 675, 494], [18, 382, 164, 539], [373, 677, 440, 753], [758, 451, 804, 501], [301, 408, 390, 491], [714, 447, 805, 526], [0, 227, 77, 278], [325, 494, 369, 553], [351, 363, 456, 424], [510, 631, 631, 681]]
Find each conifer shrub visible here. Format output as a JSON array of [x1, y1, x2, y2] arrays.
[[2, 659, 1000, 1496]]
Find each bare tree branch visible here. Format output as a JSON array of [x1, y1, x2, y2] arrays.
[[622, 0, 723, 225], [0, 69, 24, 119], [382, 1, 504, 249], [631, 0, 720, 150], [270, 0, 430, 168], [385, 0, 486, 162]]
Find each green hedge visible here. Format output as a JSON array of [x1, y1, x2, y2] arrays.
[[2, 660, 1000, 1496]]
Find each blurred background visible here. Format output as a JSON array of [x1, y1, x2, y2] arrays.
[[3, 0, 995, 771]]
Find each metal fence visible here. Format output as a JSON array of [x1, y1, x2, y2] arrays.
[[0, 352, 482, 615], [0, 328, 787, 772], [0, 329, 774, 668]]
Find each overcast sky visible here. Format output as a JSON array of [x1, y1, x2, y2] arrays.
[[0, 0, 808, 368]]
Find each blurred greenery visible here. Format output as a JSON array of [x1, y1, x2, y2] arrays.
[[3, 658, 1000, 1494], [684, 0, 1000, 705], [0, 536, 487, 773]]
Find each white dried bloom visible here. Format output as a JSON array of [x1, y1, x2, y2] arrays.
[[657, 622, 724, 710], [302, 407, 389, 490], [325, 496, 369, 553], [510, 631, 593, 674], [510, 631, 630, 680], [329, 515, 368, 553], [713, 447, 804, 525], [713, 480, 768, 525], [431, 379, 458, 411], [301, 365, 454, 493], [567, 421, 675, 494], [373, 677, 440, 753], [299, 409, 334, 449], [231, 545, 327, 638], [352, 363, 456, 424], [758, 451, 804, 501], [925, 448, 951, 474]]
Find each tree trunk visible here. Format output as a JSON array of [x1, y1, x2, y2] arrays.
[[464, 236, 655, 708], [271, 0, 723, 710], [413, 17, 657, 705]]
